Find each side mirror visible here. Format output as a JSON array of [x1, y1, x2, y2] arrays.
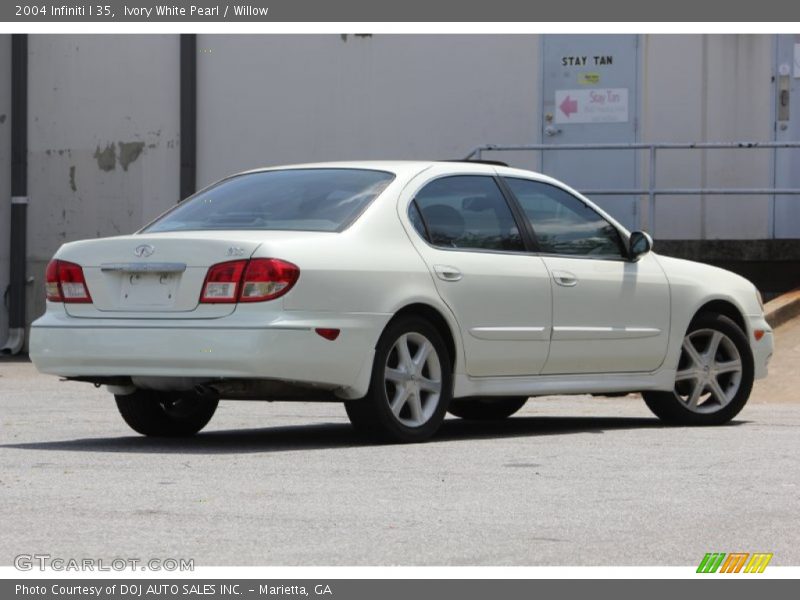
[[628, 231, 653, 261]]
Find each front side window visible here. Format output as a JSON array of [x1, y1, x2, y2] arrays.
[[144, 168, 395, 233], [504, 178, 625, 257], [411, 176, 523, 251]]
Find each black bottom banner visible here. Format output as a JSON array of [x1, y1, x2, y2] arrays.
[[3, 579, 792, 600]]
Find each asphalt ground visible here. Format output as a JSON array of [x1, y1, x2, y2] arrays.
[[0, 319, 798, 566]]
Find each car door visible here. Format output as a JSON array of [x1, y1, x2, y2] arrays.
[[502, 176, 670, 375], [401, 169, 553, 377]]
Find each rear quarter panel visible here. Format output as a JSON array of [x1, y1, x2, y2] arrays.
[[272, 190, 466, 372]]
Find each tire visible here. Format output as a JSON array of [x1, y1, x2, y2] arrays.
[[642, 312, 754, 425], [448, 396, 528, 420], [115, 389, 219, 437], [345, 316, 452, 443]]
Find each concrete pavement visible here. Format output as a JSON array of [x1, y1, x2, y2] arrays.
[[0, 320, 798, 566]]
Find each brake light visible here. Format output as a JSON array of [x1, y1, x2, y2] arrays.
[[200, 258, 300, 304], [239, 258, 300, 302], [200, 260, 247, 303], [45, 259, 92, 303]]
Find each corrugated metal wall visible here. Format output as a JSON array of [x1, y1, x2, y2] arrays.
[[642, 34, 774, 239], [195, 35, 542, 186]]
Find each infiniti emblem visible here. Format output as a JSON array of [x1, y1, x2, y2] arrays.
[[134, 244, 155, 258]]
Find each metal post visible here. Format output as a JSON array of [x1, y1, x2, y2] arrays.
[[769, 145, 777, 240], [647, 145, 656, 235], [179, 34, 197, 202], [2, 34, 28, 355]]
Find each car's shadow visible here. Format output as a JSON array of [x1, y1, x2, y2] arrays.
[[0, 416, 747, 455]]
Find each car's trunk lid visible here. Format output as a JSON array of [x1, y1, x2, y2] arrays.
[[57, 232, 264, 318]]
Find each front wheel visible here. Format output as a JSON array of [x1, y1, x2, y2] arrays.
[[643, 312, 754, 425], [345, 316, 452, 443], [448, 397, 528, 420], [115, 389, 219, 437]]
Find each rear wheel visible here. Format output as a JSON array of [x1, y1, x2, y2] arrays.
[[643, 312, 754, 425], [345, 316, 452, 443], [115, 389, 218, 437], [448, 396, 528, 420]]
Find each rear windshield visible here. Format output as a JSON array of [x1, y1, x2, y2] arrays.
[[144, 168, 395, 233]]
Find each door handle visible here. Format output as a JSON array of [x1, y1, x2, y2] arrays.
[[433, 265, 462, 282], [552, 270, 578, 287], [778, 73, 790, 122]]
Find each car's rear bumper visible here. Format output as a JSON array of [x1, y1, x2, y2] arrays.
[[29, 308, 388, 398]]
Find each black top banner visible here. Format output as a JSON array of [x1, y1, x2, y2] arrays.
[[2, 0, 800, 22]]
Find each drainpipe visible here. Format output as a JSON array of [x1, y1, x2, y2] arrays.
[[2, 34, 27, 355], [179, 34, 196, 202]]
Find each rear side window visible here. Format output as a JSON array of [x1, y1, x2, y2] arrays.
[[412, 176, 524, 251], [504, 178, 625, 257], [145, 168, 395, 233]]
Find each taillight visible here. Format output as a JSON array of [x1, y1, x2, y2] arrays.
[[200, 260, 247, 303], [45, 260, 61, 302], [45, 259, 92, 303], [239, 258, 300, 302], [200, 258, 299, 304]]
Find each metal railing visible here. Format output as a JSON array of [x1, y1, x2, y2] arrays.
[[464, 141, 800, 237]]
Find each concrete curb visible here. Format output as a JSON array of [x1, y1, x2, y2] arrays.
[[765, 288, 800, 329]]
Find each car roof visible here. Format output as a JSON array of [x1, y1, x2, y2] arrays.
[[239, 160, 437, 177], [236, 160, 556, 183]]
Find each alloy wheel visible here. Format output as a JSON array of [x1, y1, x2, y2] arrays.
[[384, 332, 442, 427], [674, 328, 743, 413]]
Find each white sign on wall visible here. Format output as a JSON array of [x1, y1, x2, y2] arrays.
[[554, 88, 629, 124]]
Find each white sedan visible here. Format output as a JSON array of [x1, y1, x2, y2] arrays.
[[29, 161, 774, 442]]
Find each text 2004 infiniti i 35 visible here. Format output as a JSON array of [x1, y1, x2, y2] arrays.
[[30, 161, 773, 442]]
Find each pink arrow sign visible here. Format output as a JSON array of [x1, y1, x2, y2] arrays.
[[559, 95, 578, 118]]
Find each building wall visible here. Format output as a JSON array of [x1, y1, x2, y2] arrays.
[[24, 34, 181, 328], [196, 35, 542, 187], [642, 34, 774, 239], [0, 36, 10, 344], [196, 34, 776, 238]]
